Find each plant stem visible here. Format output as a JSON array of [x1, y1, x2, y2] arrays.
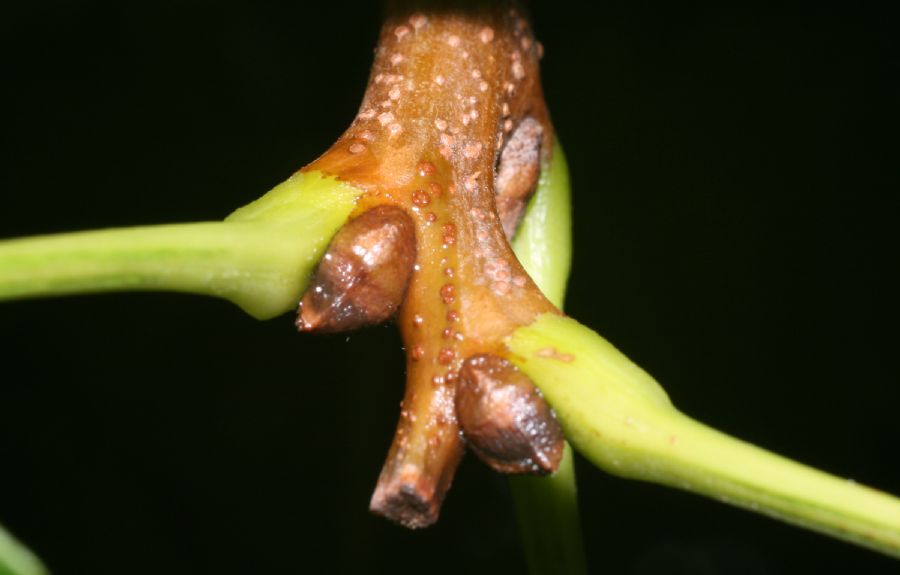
[[0, 524, 46, 575], [0, 172, 360, 319], [512, 141, 572, 309], [509, 446, 587, 575], [509, 141, 587, 574], [507, 313, 900, 557]]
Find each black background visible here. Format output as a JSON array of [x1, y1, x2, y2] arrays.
[[1, 1, 898, 574]]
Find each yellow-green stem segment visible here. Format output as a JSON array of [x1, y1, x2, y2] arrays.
[[0, 172, 360, 319], [507, 313, 900, 558], [509, 140, 587, 575], [0, 524, 46, 575]]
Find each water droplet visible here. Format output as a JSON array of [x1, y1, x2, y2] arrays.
[[417, 160, 436, 176], [348, 142, 366, 154], [438, 348, 455, 365], [434, 118, 448, 131], [411, 345, 425, 360], [440, 283, 456, 304], [479, 27, 494, 43], [443, 267, 454, 278], [413, 314, 424, 327], [447, 35, 460, 48], [447, 310, 460, 323], [442, 223, 457, 245], [412, 190, 431, 207]]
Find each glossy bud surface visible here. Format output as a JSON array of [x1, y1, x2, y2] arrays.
[[457, 353, 564, 474], [297, 205, 416, 333]]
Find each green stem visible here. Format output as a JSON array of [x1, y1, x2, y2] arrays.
[[509, 141, 587, 574], [512, 140, 573, 309], [507, 313, 900, 558], [0, 524, 46, 575], [0, 172, 360, 319], [509, 446, 587, 575]]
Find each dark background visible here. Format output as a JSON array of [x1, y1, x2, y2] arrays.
[[1, 1, 898, 573]]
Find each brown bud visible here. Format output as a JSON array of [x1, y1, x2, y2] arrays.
[[456, 354, 563, 474], [297, 205, 416, 333], [494, 117, 543, 239]]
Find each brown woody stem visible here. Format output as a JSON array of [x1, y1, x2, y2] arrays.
[[301, 1, 560, 527]]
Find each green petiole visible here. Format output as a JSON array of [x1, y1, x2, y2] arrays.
[[509, 140, 587, 575], [0, 172, 359, 319], [507, 313, 900, 558], [0, 524, 46, 575]]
